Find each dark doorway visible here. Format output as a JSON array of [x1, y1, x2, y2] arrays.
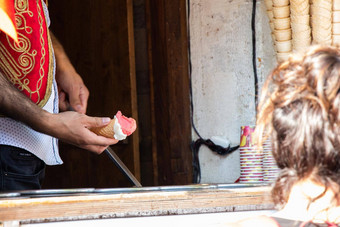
[[43, 0, 191, 189]]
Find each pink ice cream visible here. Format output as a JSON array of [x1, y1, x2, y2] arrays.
[[91, 111, 137, 140], [115, 111, 137, 136]]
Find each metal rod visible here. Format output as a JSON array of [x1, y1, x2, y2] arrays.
[[105, 147, 142, 187]]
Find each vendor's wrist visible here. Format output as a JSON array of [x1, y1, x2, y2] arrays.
[[37, 111, 58, 137]]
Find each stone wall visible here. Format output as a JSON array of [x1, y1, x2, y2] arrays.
[[189, 0, 276, 183]]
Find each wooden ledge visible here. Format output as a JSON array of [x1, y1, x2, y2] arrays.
[[0, 185, 273, 223]]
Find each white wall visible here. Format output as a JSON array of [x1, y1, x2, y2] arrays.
[[190, 0, 276, 183]]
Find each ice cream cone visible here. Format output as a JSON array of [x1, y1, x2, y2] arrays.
[[311, 18, 332, 31], [312, 36, 332, 45], [290, 0, 309, 14], [334, 0, 340, 11], [312, 7, 332, 43], [274, 28, 292, 41], [290, 15, 310, 25], [292, 28, 311, 41], [91, 111, 137, 140], [312, 8, 332, 19], [275, 40, 292, 52], [267, 10, 274, 21], [93, 111, 137, 140], [273, 6, 290, 18], [276, 52, 291, 62], [333, 23, 340, 35], [265, 0, 273, 10], [272, 0, 289, 7], [274, 17, 291, 30], [271, 31, 276, 40], [332, 35, 340, 45], [309, 3, 313, 15], [291, 24, 310, 33], [290, 0, 308, 6], [312, 0, 332, 19], [91, 119, 116, 138], [293, 37, 311, 52], [313, 0, 331, 9], [293, 45, 310, 53], [313, 31, 332, 41], [333, 11, 340, 23], [292, 7, 309, 16], [313, 25, 332, 34]]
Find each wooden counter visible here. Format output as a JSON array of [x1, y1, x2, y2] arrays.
[[0, 184, 273, 224]]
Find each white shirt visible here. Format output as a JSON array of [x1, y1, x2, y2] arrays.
[[0, 1, 62, 165]]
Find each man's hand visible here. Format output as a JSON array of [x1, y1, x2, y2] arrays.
[[0, 73, 117, 154], [57, 70, 89, 114], [49, 111, 119, 154]]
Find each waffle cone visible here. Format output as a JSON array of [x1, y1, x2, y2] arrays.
[[290, 0, 309, 14], [312, 9, 332, 19], [312, 1, 332, 18], [267, 10, 274, 21], [291, 15, 310, 25], [333, 11, 340, 23], [293, 45, 310, 53], [276, 52, 291, 62], [292, 31, 310, 39], [293, 38, 311, 52], [313, 29, 331, 40], [271, 32, 276, 43], [333, 34, 340, 44], [274, 28, 291, 41], [334, 1, 340, 11], [274, 17, 290, 30], [291, 24, 310, 32], [275, 40, 292, 52], [273, 6, 290, 19], [272, 0, 289, 7], [293, 36, 312, 43], [265, 0, 273, 10], [311, 20, 332, 31], [333, 23, 340, 35], [91, 119, 116, 138], [313, 0, 331, 9]]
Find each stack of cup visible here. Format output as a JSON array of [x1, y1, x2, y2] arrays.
[[290, 0, 311, 52], [272, 0, 292, 62], [265, 0, 276, 43], [311, 0, 332, 45], [262, 138, 280, 183], [332, 1, 340, 45], [239, 126, 264, 183]]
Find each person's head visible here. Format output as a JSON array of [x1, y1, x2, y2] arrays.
[[255, 45, 340, 209]]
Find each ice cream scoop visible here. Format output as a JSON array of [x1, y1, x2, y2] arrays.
[[91, 111, 137, 140]]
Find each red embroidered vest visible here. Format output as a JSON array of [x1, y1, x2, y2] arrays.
[[0, 0, 53, 107]]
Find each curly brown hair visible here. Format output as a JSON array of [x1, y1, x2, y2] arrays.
[[255, 45, 340, 209]]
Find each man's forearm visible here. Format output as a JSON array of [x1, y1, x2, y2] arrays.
[[0, 73, 53, 134]]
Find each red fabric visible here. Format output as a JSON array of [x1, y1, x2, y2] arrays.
[[0, 0, 51, 106]]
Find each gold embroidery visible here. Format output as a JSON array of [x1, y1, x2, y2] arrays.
[[36, 0, 45, 103], [0, 0, 53, 107], [16, 0, 33, 34]]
